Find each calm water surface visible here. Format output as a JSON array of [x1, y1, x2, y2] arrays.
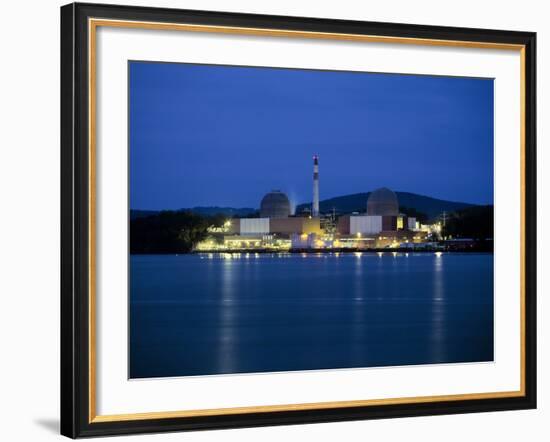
[[130, 253, 493, 378]]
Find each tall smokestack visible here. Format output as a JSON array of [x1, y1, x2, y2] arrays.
[[312, 155, 319, 217]]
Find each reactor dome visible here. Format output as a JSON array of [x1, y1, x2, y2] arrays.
[[366, 187, 399, 216], [260, 190, 291, 218]]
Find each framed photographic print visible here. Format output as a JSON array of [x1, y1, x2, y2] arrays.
[[60, 2, 537, 438]]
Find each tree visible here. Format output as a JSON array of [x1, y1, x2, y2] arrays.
[[442, 205, 493, 240], [130, 210, 223, 254], [241, 210, 260, 218], [399, 206, 428, 224]]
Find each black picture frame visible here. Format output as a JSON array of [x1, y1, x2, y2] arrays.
[[61, 2, 537, 438]]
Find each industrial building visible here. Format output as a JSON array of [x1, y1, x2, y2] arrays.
[[338, 188, 417, 234], [334, 187, 426, 248], [260, 190, 291, 218], [228, 216, 322, 236], [366, 187, 399, 216]]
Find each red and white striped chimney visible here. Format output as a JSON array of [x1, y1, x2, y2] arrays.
[[312, 155, 319, 217]]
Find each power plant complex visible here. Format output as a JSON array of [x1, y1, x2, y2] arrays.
[[196, 156, 430, 252]]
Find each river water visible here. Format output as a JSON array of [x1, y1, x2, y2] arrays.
[[130, 252, 493, 378]]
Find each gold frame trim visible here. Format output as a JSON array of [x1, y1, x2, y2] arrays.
[[88, 18, 527, 424]]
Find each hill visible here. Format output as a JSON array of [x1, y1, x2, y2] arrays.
[[184, 206, 256, 217], [131, 192, 476, 222], [130, 206, 255, 220], [296, 191, 475, 220], [130, 209, 158, 220]]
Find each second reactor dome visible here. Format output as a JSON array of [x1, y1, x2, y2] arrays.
[[260, 190, 291, 218], [366, 187, 399, 216]]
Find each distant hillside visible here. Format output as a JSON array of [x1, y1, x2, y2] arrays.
[[130, 206, 255, 220], [131, 193, 475, 222], [187, 206, 256, 217], [296, 191, 475, 220], [130, 210, 159, 220]]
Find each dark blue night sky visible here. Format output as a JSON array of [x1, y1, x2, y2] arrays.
[[129, 61, 493, 210]]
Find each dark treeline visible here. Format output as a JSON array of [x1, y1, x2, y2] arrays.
[[399, 206, 428, 224], [130, 211, 224, 254], [443, 205, 493, 240], [241, 210, 260, 218]]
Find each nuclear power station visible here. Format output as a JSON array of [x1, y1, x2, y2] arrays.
[[196, 155, 429, 252]]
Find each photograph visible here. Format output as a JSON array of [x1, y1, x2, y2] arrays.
[[128, 61, 495, 379], [55, 1, 538, 438]]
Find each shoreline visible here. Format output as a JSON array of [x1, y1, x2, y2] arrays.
[[193, 248, 493, 254], [131, 248, 494, 255]]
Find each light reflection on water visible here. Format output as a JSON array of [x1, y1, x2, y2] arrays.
[[130, 253, 494, 378], [431, 254, 446, 362], [219, 258, 237, 373], [351, 252, 366, 361]]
